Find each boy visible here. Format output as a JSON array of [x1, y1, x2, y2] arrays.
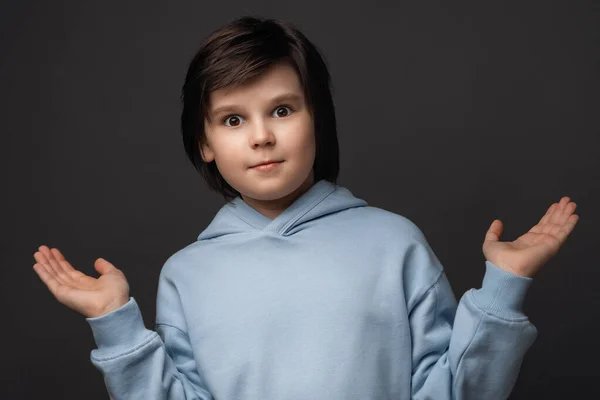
[[33, 16, 579, 399]]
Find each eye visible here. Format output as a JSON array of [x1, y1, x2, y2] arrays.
[[223, 115, 245, 127], [272, 105, 293, 118]]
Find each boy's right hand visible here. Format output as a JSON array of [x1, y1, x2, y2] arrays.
[[33, 245, 130, 318]]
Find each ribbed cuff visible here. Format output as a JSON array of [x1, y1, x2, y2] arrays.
[[470, 261, 534, 319], [86, 297, 152, 357]]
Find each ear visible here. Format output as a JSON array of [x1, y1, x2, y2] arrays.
[[199, 140, 215, 163]]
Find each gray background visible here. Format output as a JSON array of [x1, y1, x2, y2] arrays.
[[2, 0, 598, 398]]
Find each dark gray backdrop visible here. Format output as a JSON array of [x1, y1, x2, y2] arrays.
[[2, 0, 598, 399]]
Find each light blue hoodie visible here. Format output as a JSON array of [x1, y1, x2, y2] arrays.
[[86, 179, 537, 399]]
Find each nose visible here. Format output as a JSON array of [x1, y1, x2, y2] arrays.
[[249, 119, 276, 148]]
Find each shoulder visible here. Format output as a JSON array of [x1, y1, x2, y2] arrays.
[[158, 240, 208, 280], [347, 205, 444, 299], [345, 205, 428, 244]]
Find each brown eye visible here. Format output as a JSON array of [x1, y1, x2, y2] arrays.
[[273, 106, 292, 118], [224, 115, 243, 127]]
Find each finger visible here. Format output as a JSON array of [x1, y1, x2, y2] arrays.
[[45, 261, 68, 286], [550, 201, 576, 225], [484, 220, 503, 242], [33, 263, 63, 296], [559, 202, 577, 223], [38, 245, 56, 263], [54, 258, 76, 278], [50, 248, 67, 262], [44, 247, 78, 278], [38, 261, 58, 281], [58, 259, 86, 280], [46, 259, 70, 285], [547, 210, 578, 237], [37, 263, 66, 297], [538, 203, 556, 226], [553, 214, 579, 245], [540, 202, 563, 235], [33, 251, 48, 265]]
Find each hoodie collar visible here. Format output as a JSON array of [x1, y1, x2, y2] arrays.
[[198, 179, 367, 240]]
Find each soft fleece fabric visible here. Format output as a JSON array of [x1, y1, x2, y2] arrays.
[[86, 179, 537, 399]]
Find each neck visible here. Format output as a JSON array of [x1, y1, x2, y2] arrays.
[[241, 173, 315, 220]]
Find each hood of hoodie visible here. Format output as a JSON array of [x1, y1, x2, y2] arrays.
[[197, 179, 368, 240]]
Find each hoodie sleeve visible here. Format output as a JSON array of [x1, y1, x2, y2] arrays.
[[85, 269, 213, 400], [408, 241, 538, 400]]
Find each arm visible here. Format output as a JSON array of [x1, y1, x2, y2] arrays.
[[408, 240, 537, 400], [86, 268, 213, 400]]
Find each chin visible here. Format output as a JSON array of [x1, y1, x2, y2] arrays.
[[238, 174, 311, 202], [243, 182, 297, 201]]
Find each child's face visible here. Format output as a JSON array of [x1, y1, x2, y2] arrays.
[[201, 61, 316, 202]]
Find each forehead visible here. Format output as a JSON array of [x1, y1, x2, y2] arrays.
[[208, 61, 304, 107]]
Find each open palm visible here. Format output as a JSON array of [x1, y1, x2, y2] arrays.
[[33, 246, 130, 318], [482, 196, 579, 278]]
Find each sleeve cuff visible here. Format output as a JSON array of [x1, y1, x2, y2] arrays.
[[470, 261, 534, 319], [86, 297, 153, 357]]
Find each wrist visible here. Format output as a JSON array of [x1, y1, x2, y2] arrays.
[[95, 296, 130, 318]]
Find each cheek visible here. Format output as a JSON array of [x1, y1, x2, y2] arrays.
[[304, 130, 316, 156], [211, 134, 245, 158], [304, 126, 317, 160], [289, 116, 316, 151]]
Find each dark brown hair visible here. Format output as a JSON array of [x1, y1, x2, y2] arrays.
[[180, 16, 339, 201]]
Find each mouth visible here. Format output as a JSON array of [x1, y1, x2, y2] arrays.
[[249, 160, 284, 171], [250, 160, 284, 168]]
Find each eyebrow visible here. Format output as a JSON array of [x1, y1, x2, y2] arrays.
[[210, 93, 304, 117]]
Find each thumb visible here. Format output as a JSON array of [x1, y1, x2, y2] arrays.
[[94, 258, 117, 275], [485, 219, 503, 243]]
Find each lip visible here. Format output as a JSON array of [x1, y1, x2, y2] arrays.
[[250, 160, 283, 168], [250, 160, 283, 171]]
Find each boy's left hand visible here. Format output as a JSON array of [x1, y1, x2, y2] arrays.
[[482, 196, 579, 278]]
